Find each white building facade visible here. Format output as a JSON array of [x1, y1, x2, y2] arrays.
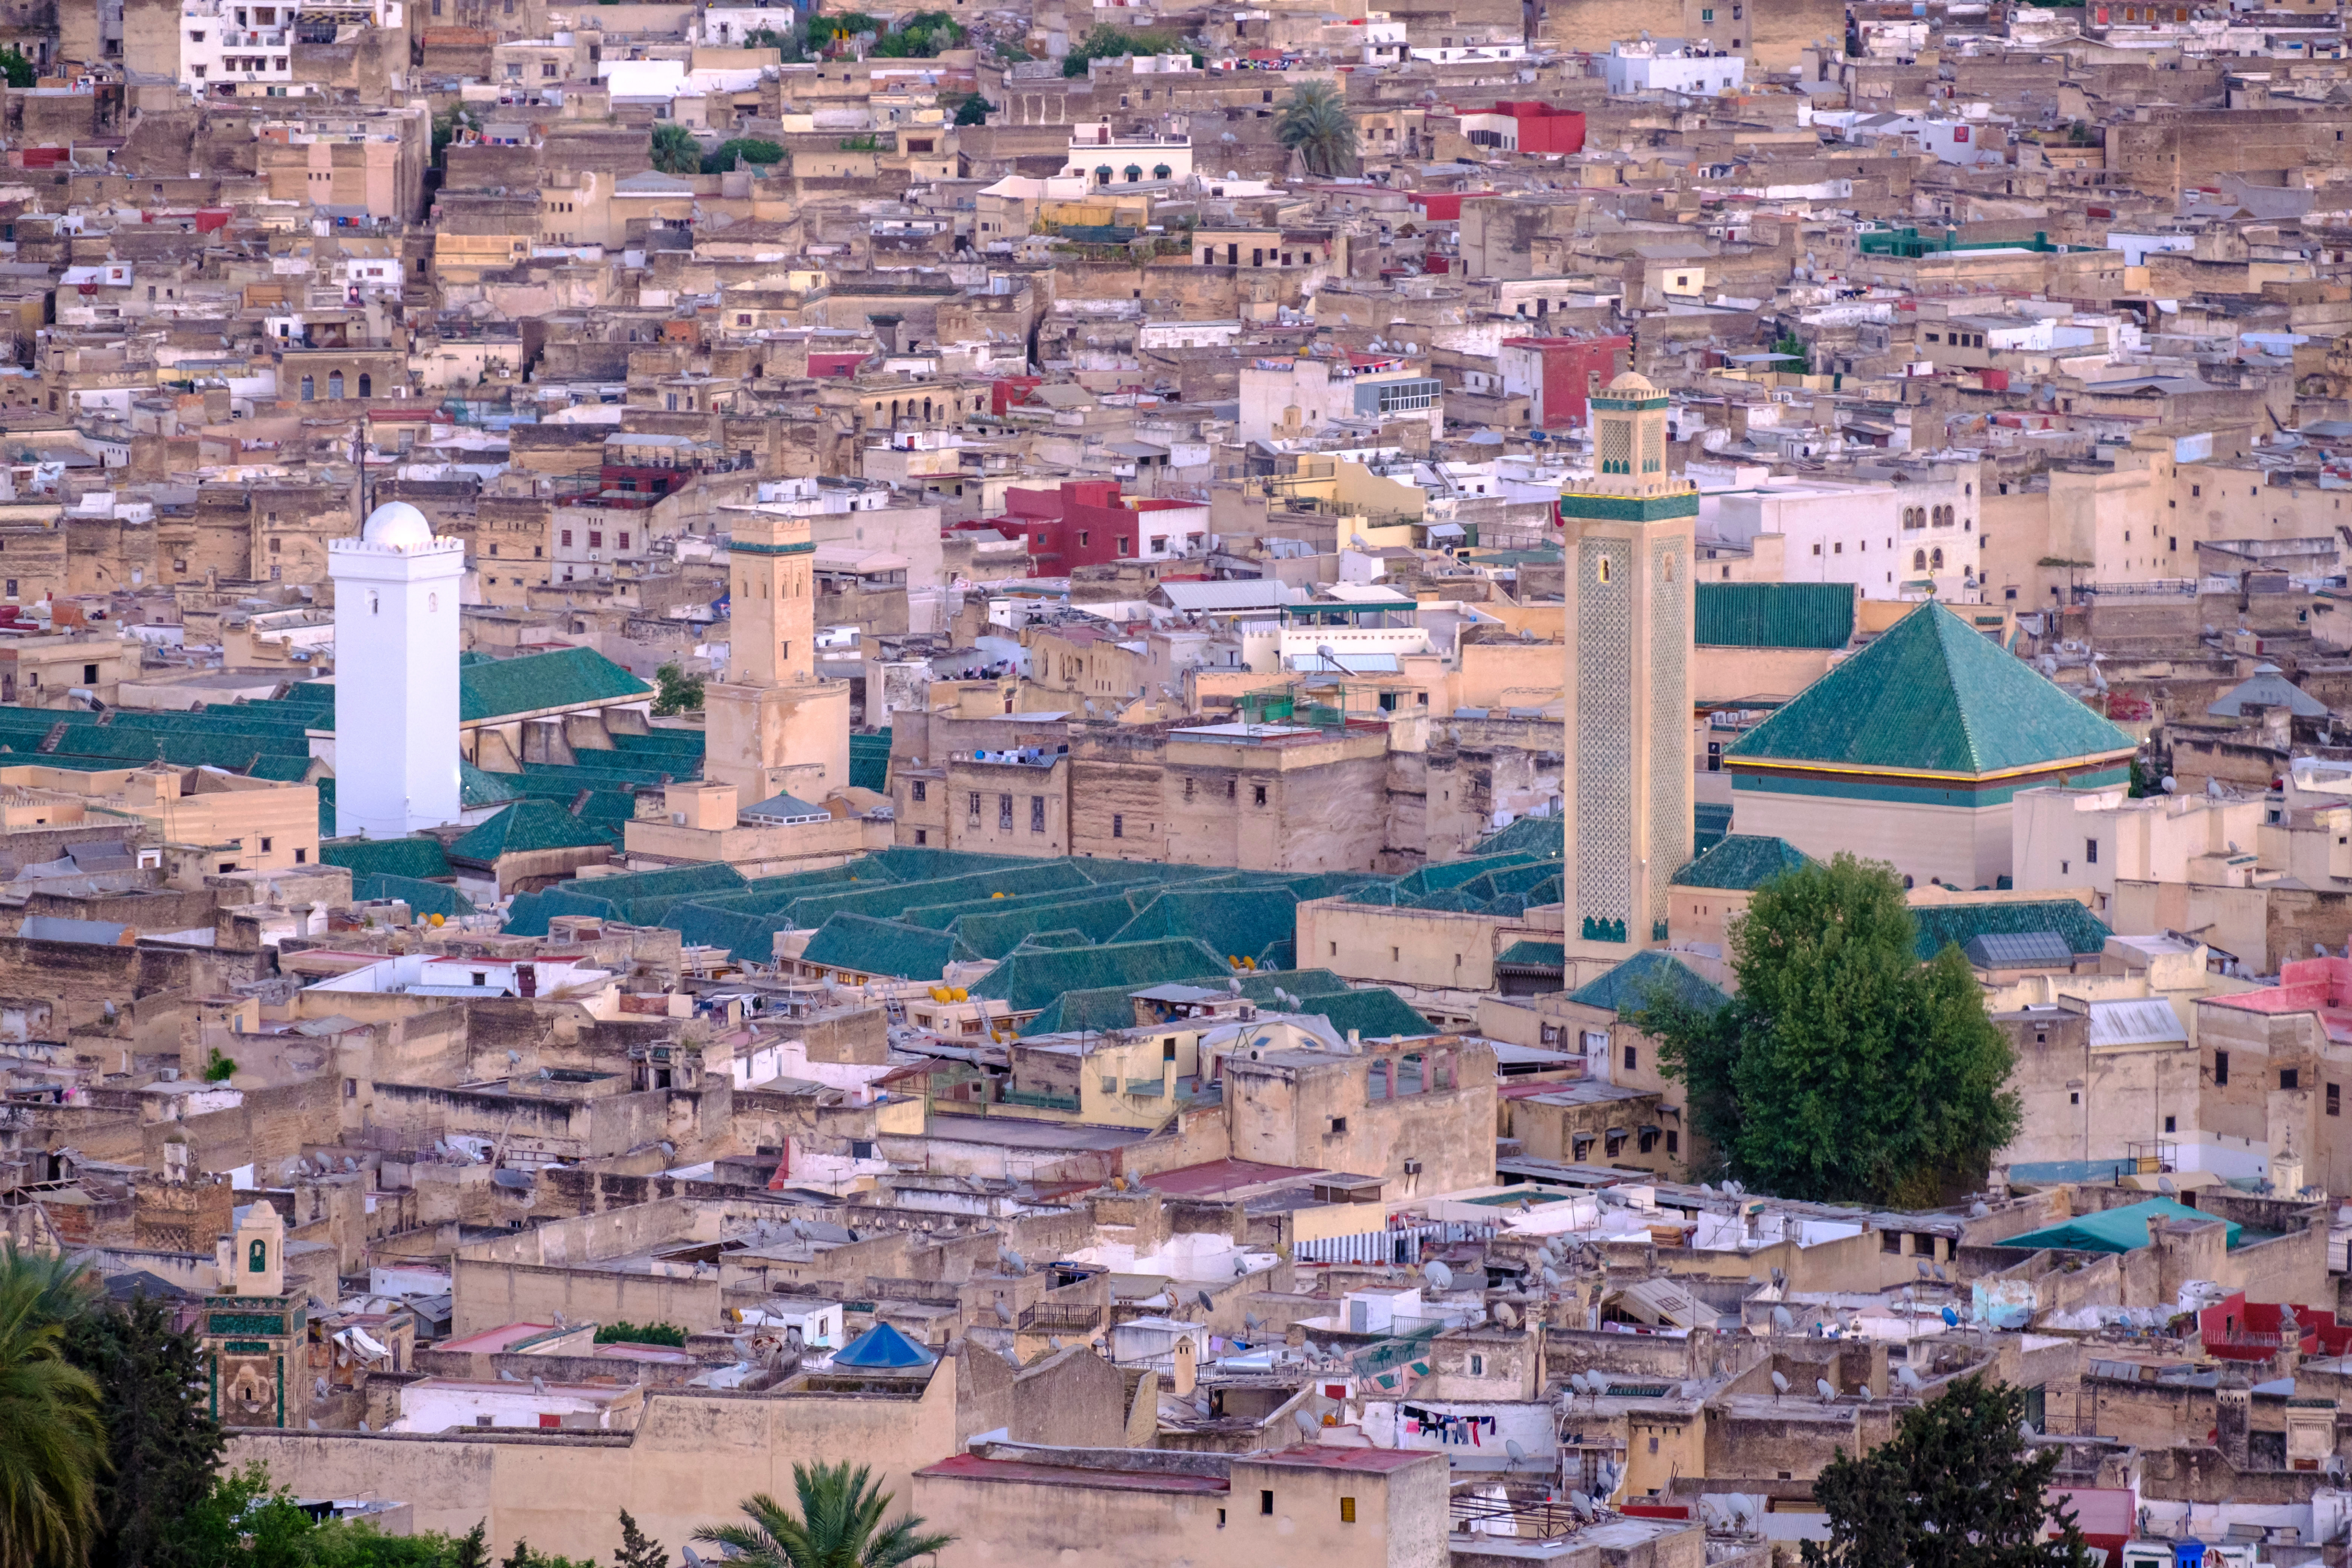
[[329, 502, 464, 837]]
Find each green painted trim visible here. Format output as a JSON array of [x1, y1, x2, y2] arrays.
[[732, 539, 815, 556], [1591, 393, 1669, 411], [1557, 493, 1701, 522], [1731, 765, 2129, 809]]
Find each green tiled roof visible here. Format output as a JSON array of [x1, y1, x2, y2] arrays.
[[1495, 940, 1565, 970], [1695, 582, 1855, 649], [504, 861, 746, 934], [350, 873, 477, 920], [799, 912, 977, 980], [1307, 986, 1435, 1040], [970, 936, 1231, 1015], [459, 647, 652, 724], [1912, 898, 2111, 962], [1671, 834, 1813, 890], [321, 836, 452, 881], [448, 801, 616, 863], [1566, 950, 1728, 1017], [1471, 816, 1563, 858], [461, 760, 524, 808], [1726, 601, 2133, 776], [1109, 888, 1301, 967], [850, 731, 892, 792], [1695, 802, 1732, 853]]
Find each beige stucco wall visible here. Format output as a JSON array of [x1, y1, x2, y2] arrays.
[[1730, 787, 2013, 891], [224, 1372, 961, 1561]]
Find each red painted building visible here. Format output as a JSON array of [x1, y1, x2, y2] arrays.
[[956, 481, 1211, 576], [1477, 101, 1587, 154], [1497, 334, 1634, 429]]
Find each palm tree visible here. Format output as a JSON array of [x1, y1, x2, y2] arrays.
[[648, 122, 702, 176], [0, 1246, 104, 1568], [694, 1464, 953, 1568], [1275, 81, 1357, 177]]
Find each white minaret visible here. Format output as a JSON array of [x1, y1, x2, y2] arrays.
[[329, 501, 463, 838]]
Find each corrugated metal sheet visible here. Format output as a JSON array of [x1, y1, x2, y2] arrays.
[[2087, 997, 2188, 1048], [1294, 1221, 1494, 1265], [1693, 582, 1855, 650]]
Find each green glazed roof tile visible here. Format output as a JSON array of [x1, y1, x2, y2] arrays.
[[1726, 601, 2132, 776]]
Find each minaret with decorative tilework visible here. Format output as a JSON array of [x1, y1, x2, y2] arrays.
[[1559, 373, 1697, 952]]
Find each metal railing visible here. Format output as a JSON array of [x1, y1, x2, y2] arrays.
[[1001, 1087, 1079, 1112]]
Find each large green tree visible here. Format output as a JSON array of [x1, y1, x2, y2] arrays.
[[1803, 1375, 2092, 1568], [0, 1246, 106, 1568], [63, 1291, 225, 1568], [1274, 81, 1357, 177], [693, 1465, 952, 1568], [1632, 852, 2019, 1206]]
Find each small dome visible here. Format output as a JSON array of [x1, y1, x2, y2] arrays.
[[1607, 371, 1658, 394], [362, 501, 434, 548]]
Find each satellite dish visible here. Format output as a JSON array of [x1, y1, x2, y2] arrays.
[[1423, 1260, 1453, 1291], [1858, 1384, 1874, 1401], [2157, 1175, 2177, 1196], [1941, 1306, 1961, 1327], [1897, 1365, 1924, 1390], [1504, 1438, 1527, 1466], [1816, 1379, 1838, 1400], [1770, 1370, 1790, 1395], [1916, 1260, 1932, 1279], [2019, 1420, 2038, 1442], [1770, 1305, 1794, 1331], [1293, 1409, 1320, 1438], [1570, 1492, 1594, 1513]]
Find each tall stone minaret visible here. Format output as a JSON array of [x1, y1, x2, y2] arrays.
[[329, 501, 463, 838], [705, 508, 850, 804], [1559, 372, 1697, 950]]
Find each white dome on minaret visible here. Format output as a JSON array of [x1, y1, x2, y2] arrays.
[[362, 501, 435, 548]]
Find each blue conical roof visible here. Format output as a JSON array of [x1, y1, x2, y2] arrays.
[[831, 1320, 937, 1369]]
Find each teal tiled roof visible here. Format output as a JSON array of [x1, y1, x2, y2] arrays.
[[351, 873, 477, 919], [1566, 950, 1728, 1017], [1495, 940, 1565, 970], [1695, 582, 1855, 649], [321, 836, 452, 881], [448, 801, 616, 863], [799, 912, 977, 980], [850, 731, 892, 792], [970, 936, 1231, 1015], [1670, 834, 1813, 890], [1726, 601, 2133, 776], [1912, 898, 2110, 962], [459, 648, 652, 724]]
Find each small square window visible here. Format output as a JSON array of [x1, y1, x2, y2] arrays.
[[1260, 1492, 1274, 1516], [2282, 1067, 2301, 1091]]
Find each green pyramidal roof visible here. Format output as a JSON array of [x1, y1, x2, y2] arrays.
[[1725, 601, 2132, 776]]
